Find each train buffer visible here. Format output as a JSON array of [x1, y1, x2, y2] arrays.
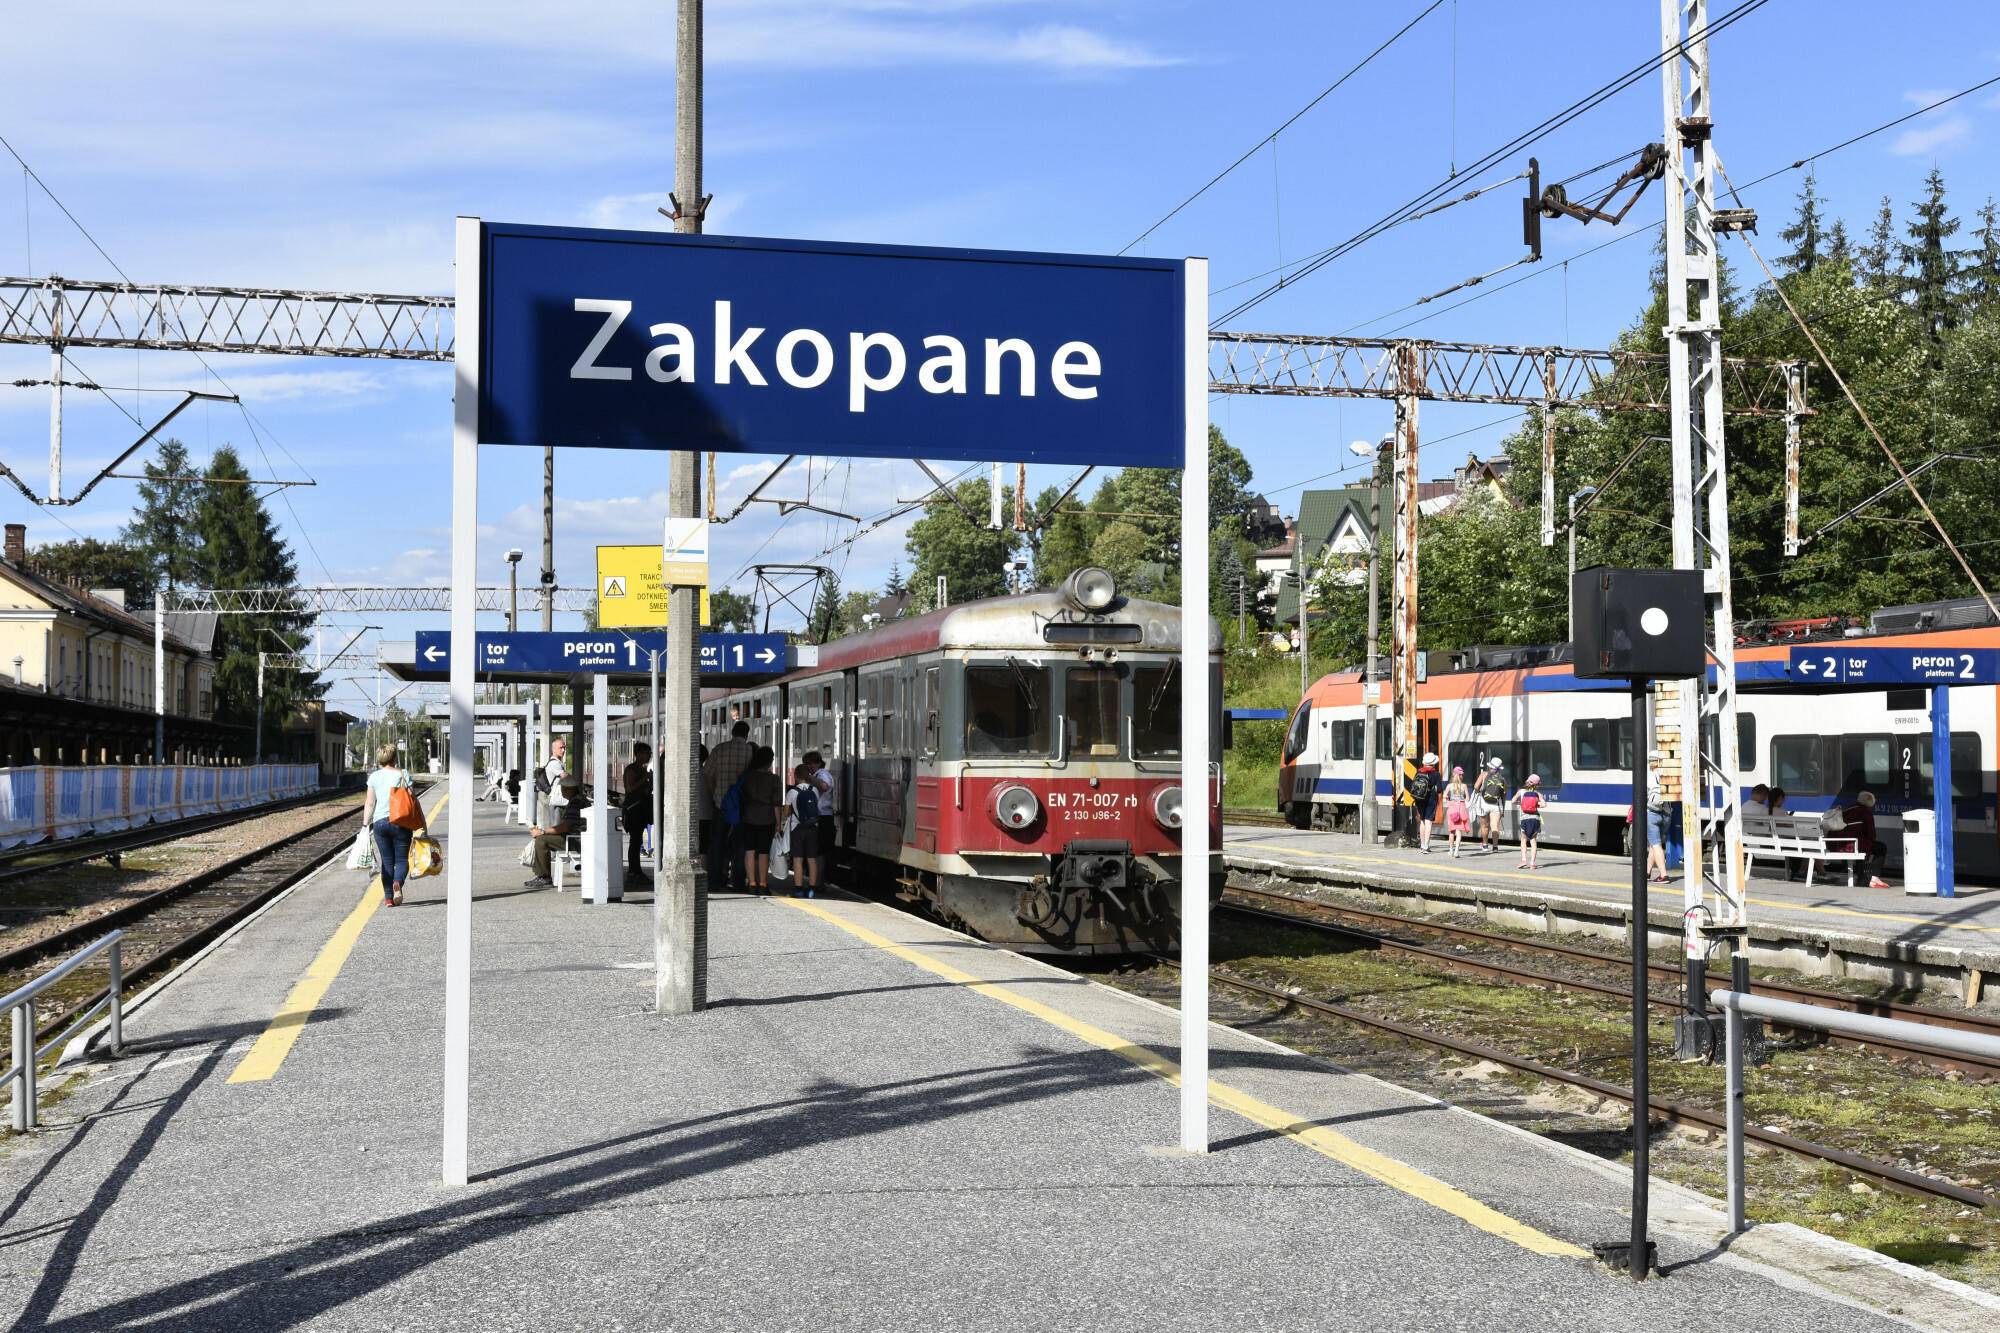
[[2, 796, 1992, 1329]]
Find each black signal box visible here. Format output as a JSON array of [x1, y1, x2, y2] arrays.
[[1571, 567, 1706, 680]]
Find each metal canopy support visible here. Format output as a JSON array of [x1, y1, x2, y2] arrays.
[[1662, 0, 1746, 957], [1389, 346, 1422, 830], [158, 585, 599, 615], [442, 215, 480, 1188], [1539, 353, 1558, 547], [1177, 257, 1211, 1155]]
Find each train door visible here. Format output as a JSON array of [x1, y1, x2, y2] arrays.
[[1414, 708, 1443, 765]]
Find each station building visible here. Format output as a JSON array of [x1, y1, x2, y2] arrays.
[[0, 522, 239, 765]]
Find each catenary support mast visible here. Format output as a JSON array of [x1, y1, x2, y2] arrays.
[[1661, 0, 1748, 1012], [658, 0, 708, 1017]]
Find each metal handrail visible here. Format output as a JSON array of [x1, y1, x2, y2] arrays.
[[1712, 989, 2000, 1230], [3, 931, 124, 1131]]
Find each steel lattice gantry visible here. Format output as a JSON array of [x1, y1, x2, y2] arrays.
[[0, 276, 454, 360]]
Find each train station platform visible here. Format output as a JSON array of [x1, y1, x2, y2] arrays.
[[3, 798, 1995, 1330], [1225, 825, 2000, 1001]]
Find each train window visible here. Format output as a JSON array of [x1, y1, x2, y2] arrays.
[[1769, 735, 1829, 796], [1329, 720, 1348, 762], [963, 663, 1051, 757], [1914, 732, 1983, 804], [1066, 667, 1124, 757], [1133, 664, 1180, 759], [1839, 734, 1892, 793], [1886, 688, 1927, 712], [1470, 707, 1492, 727], [1738, 714, 1756, 767], [1283, 702, 1312, 762], [1571, 719, 1636, 770], [1377, 718, 1391, 757]]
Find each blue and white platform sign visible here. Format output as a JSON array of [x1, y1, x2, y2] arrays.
[[472, 224, 1187, 467], [1788, 646, 2000, 685], [415, 630, 786, 676]]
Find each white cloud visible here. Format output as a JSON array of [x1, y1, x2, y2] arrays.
[[1891, 114, 1973, 156], [221, 369, 391, 406]]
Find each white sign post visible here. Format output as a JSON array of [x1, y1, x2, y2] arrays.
[[1178, 258, 1210, 1153]]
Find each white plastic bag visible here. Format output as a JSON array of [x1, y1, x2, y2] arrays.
[[346, 827, 375, 872], [768, 822, 790, 884]]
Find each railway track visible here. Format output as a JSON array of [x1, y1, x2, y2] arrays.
[[1144, 952, 2000, 1213], [1221, 882, 2000, 1073], [0, 797, 380, 1047], [0, 786, 360, 884], [1223, 809, 1288, 828]]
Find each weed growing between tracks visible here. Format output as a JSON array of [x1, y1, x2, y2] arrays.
[[1108, 913, 2000, 1293]]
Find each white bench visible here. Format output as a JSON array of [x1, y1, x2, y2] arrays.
[[1741, 812, 1865, 886], [550, 833, 583, 891]]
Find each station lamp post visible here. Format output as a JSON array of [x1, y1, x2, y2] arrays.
[[505, 548, 523, 707]]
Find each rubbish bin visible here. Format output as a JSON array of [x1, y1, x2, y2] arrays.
[[1900, 808, 1936, 896]]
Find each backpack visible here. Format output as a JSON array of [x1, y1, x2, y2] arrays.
[[1820, 806, 1847, 833], [1408, 770, 1436, 803], [792, 782, 821, 822], [534, 763, 552, 795], [1520, 791, 1541, 815], [720, 776, 747, 827], [1480, 772, 1507, 803]]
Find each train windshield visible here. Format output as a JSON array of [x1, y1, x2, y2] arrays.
[[963, 661, 1052, 757], [1066, 667, 1123, 757], [1133, 664, 1180, 759]]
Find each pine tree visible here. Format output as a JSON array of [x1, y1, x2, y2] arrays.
[[882, 561, 907, 597], [1860, 195, 1899, 288], [1902, 166, 1963, 346], [1968, 197, 2000, 314], [1825, 217, 1853, 269], [121, 437, 200, 595], [807, 570, 842, 643], [1779, 171, 1826, 275], [193, 445, 319, 750]]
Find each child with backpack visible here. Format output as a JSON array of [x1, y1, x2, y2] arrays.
[[1477, 758, 1510, 854], [1442, 766, 1472, 858], [1514, 774, 1549, 869], [786, 763, 823, 897]]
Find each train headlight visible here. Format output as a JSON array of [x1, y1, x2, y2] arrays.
[[1063, 566, 1117, 613], [991, 783, 1041, 831], [1152, 785, 1184, 830]]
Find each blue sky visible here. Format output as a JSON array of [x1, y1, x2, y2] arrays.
[[2, 0, 1997, 719]]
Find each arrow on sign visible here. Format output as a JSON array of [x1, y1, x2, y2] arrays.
[[423, 644, 445, 663], [1797, 658, 1817, 676], [755, 648, 777, 664]]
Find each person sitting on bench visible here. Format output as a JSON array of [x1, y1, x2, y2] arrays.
[[525, 785, 583, 887], [1838, 790, 1891, 889]]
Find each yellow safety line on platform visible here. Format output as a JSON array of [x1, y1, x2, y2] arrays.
[[1228, 840, 2000, 937], [228, 793, 447, 1085], [782, 898, 1586, 1260]]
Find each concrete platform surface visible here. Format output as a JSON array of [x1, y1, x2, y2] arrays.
[[1225, 825, 2000, 968], [1, 797, 1993, 1331]]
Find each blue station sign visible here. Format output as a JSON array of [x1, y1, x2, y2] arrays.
[[1787, 645, 2000, 686], [472, 223, 1187, 468], [415, 630, 787, 676]]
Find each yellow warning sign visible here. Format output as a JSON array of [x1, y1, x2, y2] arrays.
[[596, 545, 708, 628]]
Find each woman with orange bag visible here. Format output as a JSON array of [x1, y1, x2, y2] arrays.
[[361, 743, 427, 907]]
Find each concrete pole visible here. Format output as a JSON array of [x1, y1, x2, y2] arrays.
[[48, 337, 62, 504], [1295, 540, 1308, 699], [254, 651, 264, 768], [658, 0, 709, 1016], [153, 602, 165, 763]]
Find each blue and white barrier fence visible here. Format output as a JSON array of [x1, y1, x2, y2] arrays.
[[0, 763, 321, 849]]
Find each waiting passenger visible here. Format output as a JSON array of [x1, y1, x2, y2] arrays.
[[802, 749, 837, 881], [705, 721, 754, 892], [738, 745, 784, 894], [1645, 750, 1671, 884], [525, 785, 583, 887], [787, 763, 823, 897], [1743, 783, 1771, 817], [1838, 790, 1891, 888], [1476, 758, 1510, 854], [1766, 786, 1787, 815], [1514, 774, 1549, 870], [621, 742, 653, 887], [1442, 766, 1472, 858], [1410, 752, 1441, 853]]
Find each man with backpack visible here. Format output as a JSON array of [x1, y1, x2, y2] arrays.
[[1477, 757, 1510, 854], [703, 720, 755, 892], [1408, 753, 1441, 853], [536, 737, 569, 824], [802, 749, 837, 884], [786, 763, 824, 896]]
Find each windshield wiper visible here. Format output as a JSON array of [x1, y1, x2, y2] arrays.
[[1147, 658, 1179, 714], [1005, 656, 1041, 712]]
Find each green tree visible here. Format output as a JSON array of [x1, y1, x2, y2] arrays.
[[1966, 197, 2000, 315], [1824, 217, 1853, 269], [1207, 425, 1255, 527], [1780, 170, 1827, 275], [1032, 483, 1096, 587], [1860, 195, 1899, 289], [882, 562, 907, 597], [709, 587, 757, 632], [193, 445, 322, 751], [27, 537, 157, 604], [807, 570, 843, 643], [836, 587, 878, 636], [1088, 520, 1151, 587], [1902, 167, 1963, 349], [121, 437, 201, 596], [904, 480, 1020, 608]]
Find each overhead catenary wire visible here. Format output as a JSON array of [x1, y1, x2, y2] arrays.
[[1213, 0, 1774, 325], [1119, 0, 1445, 256]]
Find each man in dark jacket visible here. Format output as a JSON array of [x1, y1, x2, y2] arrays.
[[1839, 790, 1890, 888], [526, 786, 583, 886], [620, 742, 653, 885]]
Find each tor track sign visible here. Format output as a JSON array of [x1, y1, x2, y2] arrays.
[[471, 223, 1187, 467]]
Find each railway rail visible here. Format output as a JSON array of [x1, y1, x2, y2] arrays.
[[0, 792, 397, 1049], [1144, 953, 2000, 1213], [1222, 809, 1288, 829], [1221, 882, 2000, 1072]]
